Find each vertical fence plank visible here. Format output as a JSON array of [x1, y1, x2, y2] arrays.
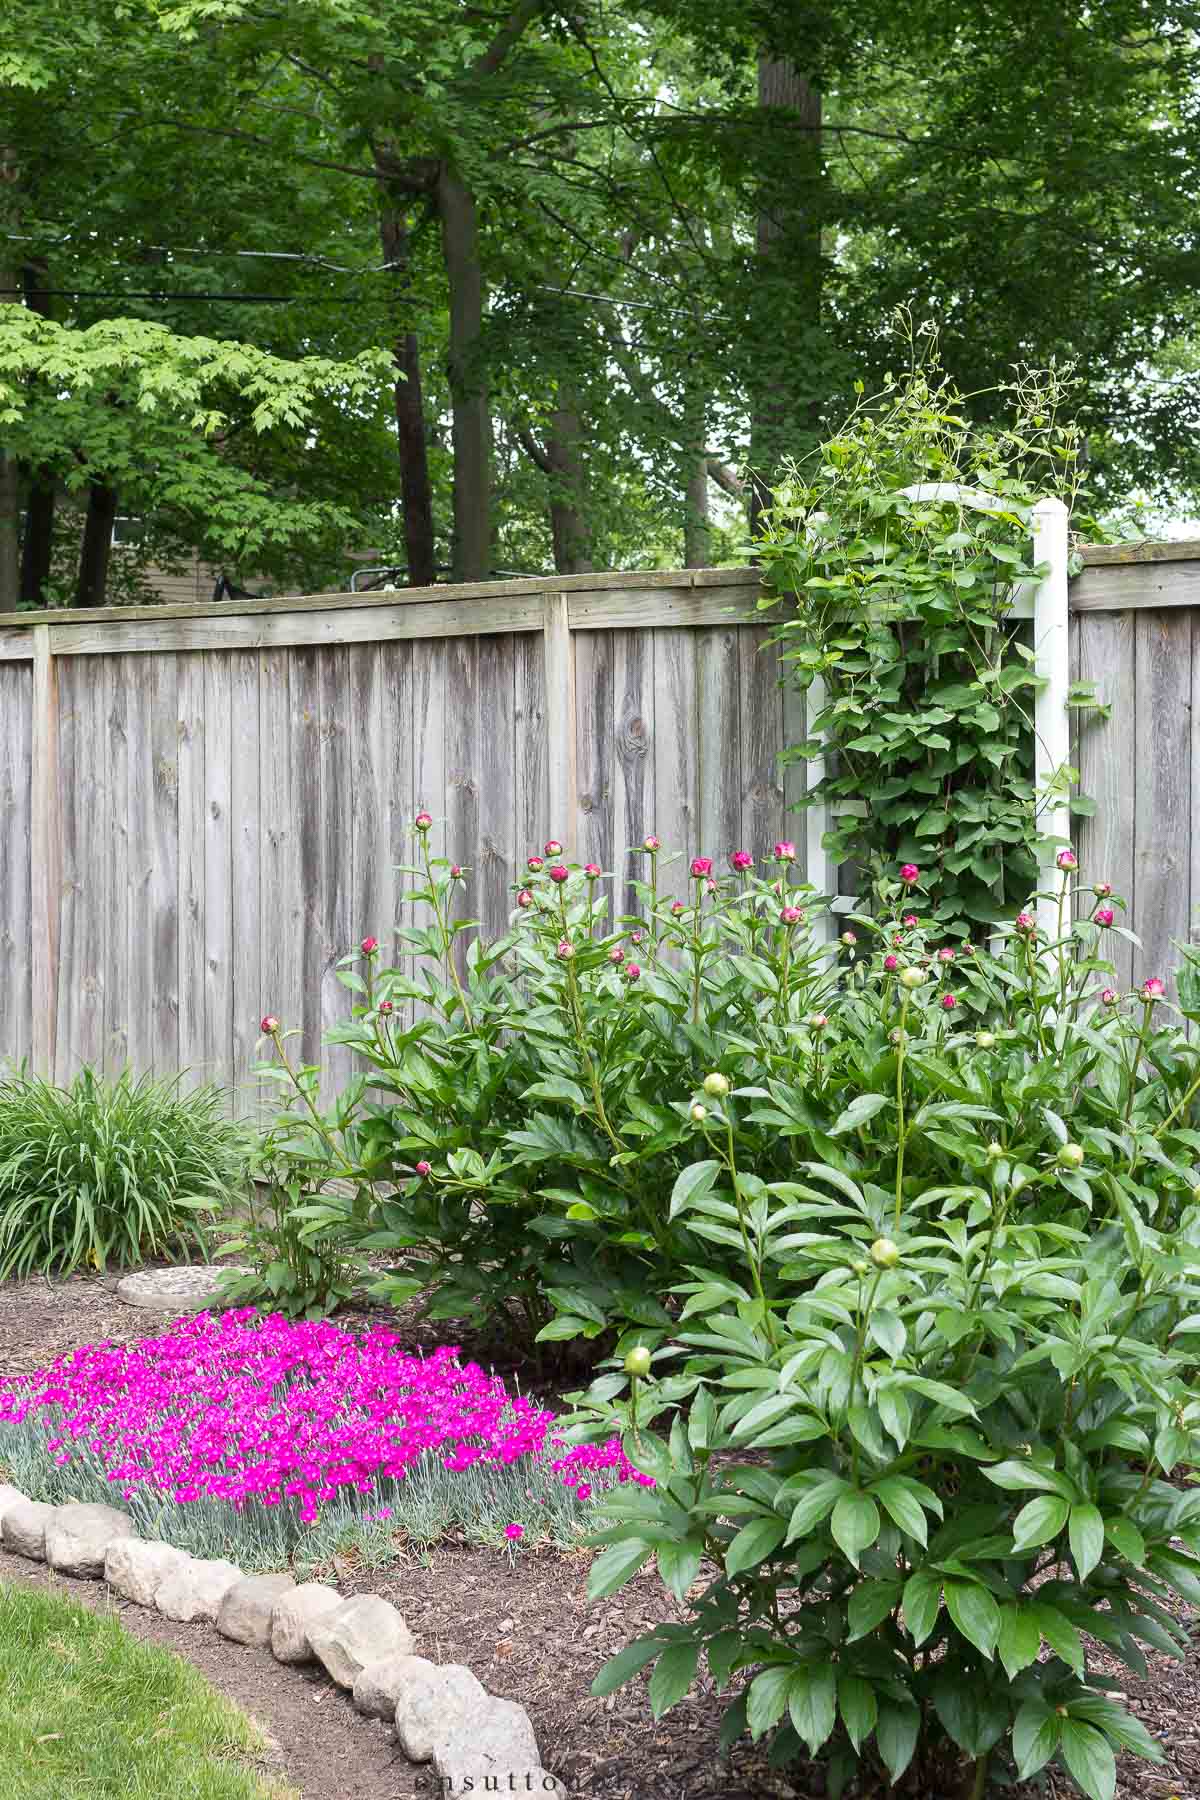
[[738, 625, 785, 868], [230, 650, 261, 1112], [1075, 611, 1135, 990], [378, 641, 414, 1016], [543, 595, 577, 861], [476, 635, 516, 937], [612, 630, 653, 921], [21, 645, 45, 1075], [780, 668, 808, 886], [652, 627, 698, 904], [125, 652, 155, 1076], [203, 652, 233, 1094], [103, 656, 130, 1077], [256, 649, 297, 1109], [290, 647, 323, 1071], [696, 625, 742, 864], [412, 640, 448, 861], [445, 635, 479, 988], [149, 655, 180, 1078], [176, 654, 207, 1091], [69, 662, 107, 1073], [573, 631, 613, 921], [319, 646, 352, 1092], [514, 632, 548, 868], [349, 642, 384, 965], [1134, 610, 1191, 992]]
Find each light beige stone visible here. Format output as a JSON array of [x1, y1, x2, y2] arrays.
[[216, 1572, 296, 1647], [309, 1593, 414, 1688], [270, 1582, 343, 1663]]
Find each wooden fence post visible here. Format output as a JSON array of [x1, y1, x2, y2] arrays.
[[30, 625, 60, 1077], [543, 592, 578, 859]]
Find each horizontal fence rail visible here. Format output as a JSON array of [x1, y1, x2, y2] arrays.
[[0, 544, 1196, 1107]]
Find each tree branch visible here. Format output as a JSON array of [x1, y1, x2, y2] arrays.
[[515, 423, 553, 474]]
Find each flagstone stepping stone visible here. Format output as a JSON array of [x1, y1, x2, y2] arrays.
[[116, 1266, 252, 1312], [105, 1537, 189, 1607], [156, 1555, 244, 1623], [45, 1502, 135, 1576], [309, 1594, 414, 1688], [270, 1582, 343, 1663], [217, 1572, 296, 1647], [2, 1498, 57, 1560]]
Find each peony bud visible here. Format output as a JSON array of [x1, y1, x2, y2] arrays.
[[808, 1012, 828, 1031], [1143, 977, 1166, 1001], [527, 855, 544, 872], [585, 862, 602, 878], [900, 863, 919, 884], [884, 954, 899, 971], [781, 905, 802, 925], [609, 946, 625, 964], [841, 929, 857, 946], [623, 963, 641, 982], [773, 841, 795, 863], [731, 850, 753, 871], [1101, 988, 1118, 1005], [870, 1237, 899, 1269], [1056, 848, 1078, 871], [415, 1160, 432, 1177], [902, 913, 918, 929], [706, 878, 718, 894], [630, 930, 644, 945], [414, 810, 433, 832], [1057, 1141, 1085, 1169], [260, 1014, 279, 1034], [1015, 911, 1035, 932], [643, 835, 661, 852], [517, 889, 534, 909], [1094, 908, 1114, 927], [852, 1259, 870, 1277], [941, 992, 957, 1011], [690, 857, 713, 878], [670, 901, 685, 917], [690, 1102, 708, 1122], [1093, 882, 1113, 898], [975, 1030, 996, 1047], [937, 947, 956, 963], [549, 865, 570, 883], [450, 865, 463, 879], [898, 966, 925, 990], [378, 1000, 394, 1015], [360, 936, 379, 955], [624, 1346, 652, 1378], [703, 1072, 730, 1098], [556, 938, 574, 960], [986, 1141, 1004, 1160], [544, 840, 563, 857]]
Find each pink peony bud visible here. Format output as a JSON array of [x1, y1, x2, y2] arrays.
[[379, 999, 394, 1015], [414, 810, 433, 832], [841, 930, 857, 947], [556, 938, 574, 960], [549, 865, 570, 884], [630, 930, 644, 945], [941, 992, 957, 1011], [527, 855, 544, 872], [670, 901, 685, 916], [260, 1014, 279, 1034], [517, 889, 534, 909], [809, 1012, 828, 1031], [623, 962, 641, 982], [1093, 881, 1112, 898], [1015, 911, 1035, 932], [1143, 977, 1166, 1000], [584, 862, 602, 878], [415, 1160, 432, 1177], [902, 914, 918, 929], [544, 839, 563, 857], [360, 936, 379, 955], [1094, 907, 1114, 927], [781, 905, 802, 925], [900, 863, 919, 884], [884, 955, 899, 971], [937, 947, 956, 963], [730, 850, 753, 871], [643, 835, 661, 852], [608, 946, 624, 964], [773, 841, 796, 863], [450, 864, 463, 879], [1056, 848, 1078, 871], [705, 878, 718, 894], [1101, 988, 1118, 1005], [690, 857, 713, 878], [892, 932, 904, 947]]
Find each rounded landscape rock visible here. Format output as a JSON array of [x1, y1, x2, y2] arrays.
[[116, 1266, 252, 1313]]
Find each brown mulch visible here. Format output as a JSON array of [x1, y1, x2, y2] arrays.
[[1, 1269, 1199, 1800]]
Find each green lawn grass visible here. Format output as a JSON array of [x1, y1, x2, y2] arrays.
[[0, 1581, 297, 1800]]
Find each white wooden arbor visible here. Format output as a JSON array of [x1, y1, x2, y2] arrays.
[[805, 485, 1072, 941]]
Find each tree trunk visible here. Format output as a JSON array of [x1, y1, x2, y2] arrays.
[[19, 473, 54, 607], [437, 163, 491, 583], [0, 147, 22, 611], [377, 198, 437, 587], [546, 400, 592, 574], [75, 481, 118, 607], [748, 55, 822, 535]]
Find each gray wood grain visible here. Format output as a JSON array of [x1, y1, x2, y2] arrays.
[[1075, 611, 1136, 989], [1133, 609, 1192, 994]]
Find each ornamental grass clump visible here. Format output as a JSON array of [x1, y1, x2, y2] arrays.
[[0, 1310, 646, 1565]]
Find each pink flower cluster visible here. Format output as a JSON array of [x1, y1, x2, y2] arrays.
[[0, 1311, 648, 1528]]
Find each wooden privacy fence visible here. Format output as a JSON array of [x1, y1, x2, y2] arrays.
[[0, 542, 1195, 1110]]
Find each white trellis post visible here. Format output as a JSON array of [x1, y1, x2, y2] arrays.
[[809, 484, 1072, 937]]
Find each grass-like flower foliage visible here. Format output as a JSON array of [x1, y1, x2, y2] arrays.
[[0, 1310, 648, 1563]]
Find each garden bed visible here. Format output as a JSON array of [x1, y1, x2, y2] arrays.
[[0, 1274, 1196, 1800]]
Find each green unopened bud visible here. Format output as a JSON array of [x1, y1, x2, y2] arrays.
[[690, 1102, 708, 1123], [1057, 1141, 1085, 1170], [870, 1237, 900, 1269], [986, 1141, 1005, 1161], [1192, 1182, 1200, 1203], [975, 1030, 996, 1048], [898, 965, 926, 990], [702, 1072, 730, 1098], [852, 1259, 870, 1277], [624, 1346, 652, 1379]]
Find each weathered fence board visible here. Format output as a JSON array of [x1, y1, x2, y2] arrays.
[[0, 551, 1193, 1098]]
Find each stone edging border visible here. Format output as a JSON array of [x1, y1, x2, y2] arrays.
[[0, 1488, 564, 1798]]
